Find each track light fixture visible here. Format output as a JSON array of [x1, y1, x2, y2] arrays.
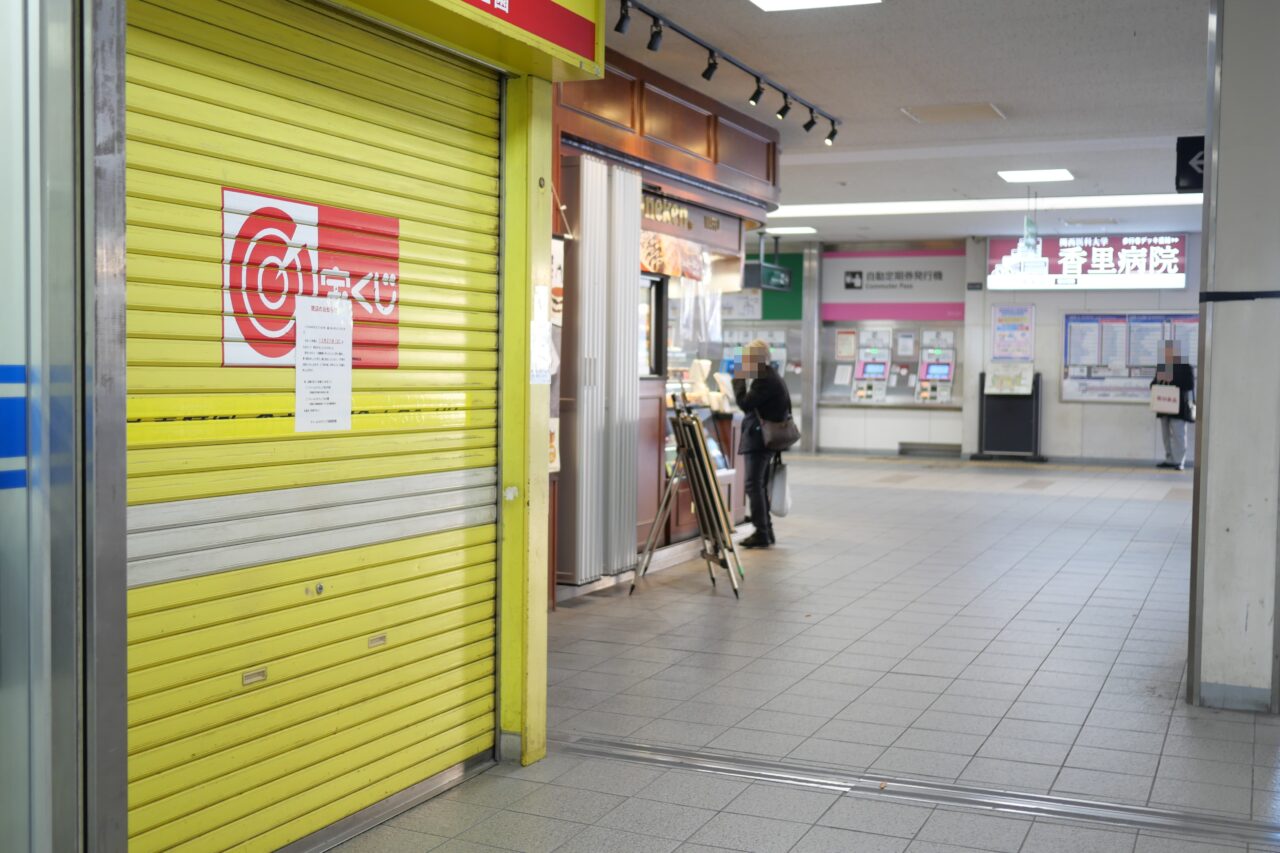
[[615, 2, 840, 147], [646, 16, 663, 51], [702, 51, 718, 81]]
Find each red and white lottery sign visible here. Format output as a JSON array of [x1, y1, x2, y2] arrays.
[[221, 188, 400, 368]]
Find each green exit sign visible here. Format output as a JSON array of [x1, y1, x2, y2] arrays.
[[744, 261, 791, 291]]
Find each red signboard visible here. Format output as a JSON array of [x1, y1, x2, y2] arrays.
[[456, 0, 597, 62], [987, 234, 1188, 290], [222, 188, 400, 368]]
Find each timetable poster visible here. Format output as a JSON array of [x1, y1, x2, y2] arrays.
[[1061, 313, 1198, 403], [1173, 316, 1199, 362], [1127, 317, 1166, 367], [1065, 317, 1101, 366], [1099, 317, 1127, 368]]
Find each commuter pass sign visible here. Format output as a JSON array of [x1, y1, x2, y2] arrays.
[[987, 234, 1188, 290], [221, 188, 401, 368]]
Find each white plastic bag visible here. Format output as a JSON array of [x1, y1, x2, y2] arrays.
[[1151, 384, 1180, 415], [769, 456, 792, 518]]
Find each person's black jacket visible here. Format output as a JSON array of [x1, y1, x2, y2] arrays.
[[732, 365, 791, 454], [1151, 363, 1195, 422]]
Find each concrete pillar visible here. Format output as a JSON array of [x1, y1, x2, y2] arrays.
[[961, 237, 986, 457], [1190, 0, 1280, 711], [800, 243, 822, 452]]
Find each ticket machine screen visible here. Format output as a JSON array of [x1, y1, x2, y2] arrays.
[[861, 363, 887, 378], [924, 363, 953, 381]]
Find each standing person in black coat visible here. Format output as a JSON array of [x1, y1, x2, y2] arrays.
[[731, 339, 790, 548], [1151, 339, 1195, 470]]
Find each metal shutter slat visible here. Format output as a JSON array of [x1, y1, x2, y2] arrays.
[[125, 0, 501, 847]]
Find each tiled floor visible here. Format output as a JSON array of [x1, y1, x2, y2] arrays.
[[339, 455, 1280, 853]]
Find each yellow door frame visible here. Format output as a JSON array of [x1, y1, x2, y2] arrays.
[[498, 74, 552, 765]]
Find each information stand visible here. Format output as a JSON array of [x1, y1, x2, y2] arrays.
[[973, 370, 1046, 462], [632, 401, 744, 598]]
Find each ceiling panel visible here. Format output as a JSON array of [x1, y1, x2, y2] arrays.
[[605, 0, 1210, 240]]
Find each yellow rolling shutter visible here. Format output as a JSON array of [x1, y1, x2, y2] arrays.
[[124, 0, 502, 849]]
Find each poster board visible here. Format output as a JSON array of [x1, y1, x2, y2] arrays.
[[991, 305, 1035, 361], [721, 289, 763, 321], [835, 330, 858, 361], [1061, 312, 1197, 403]]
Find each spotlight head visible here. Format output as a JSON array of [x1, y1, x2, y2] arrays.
[[825, 122, 838, 146], [614, 0, 631, 34], [776, 95, 791, 121], [646, 17, 663, 51], [803, 109, 818, 132], [748, 78, 764, 106], [701, 51, 718, 81]]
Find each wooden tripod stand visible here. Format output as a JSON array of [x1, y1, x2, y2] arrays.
[[631, 408, 743, 598]]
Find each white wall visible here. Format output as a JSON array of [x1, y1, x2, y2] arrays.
[[820, 407, 962, 452], [964, 234, 1201, 462]]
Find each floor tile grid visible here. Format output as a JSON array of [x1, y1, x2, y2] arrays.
[[836, 488, 1174, 795], [1010, 526, 1174, 809], [763, 491, 1193, 811], [554, 469, 1190, 783], [550, 461, 1259, 824], [332, 458, 1280, 850]]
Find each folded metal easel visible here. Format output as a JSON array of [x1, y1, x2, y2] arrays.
[[631, 399, 744, 597]]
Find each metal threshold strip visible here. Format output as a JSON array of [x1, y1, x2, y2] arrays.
[[553, 735, 1280, 847]]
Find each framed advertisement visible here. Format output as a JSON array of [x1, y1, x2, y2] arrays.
[[991, 305, 1035, 361]]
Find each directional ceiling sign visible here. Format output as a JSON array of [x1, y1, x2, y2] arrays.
[[1177, 136, 1206, 194]]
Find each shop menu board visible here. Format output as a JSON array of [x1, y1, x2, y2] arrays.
[[1061, 313, 1198, 402]]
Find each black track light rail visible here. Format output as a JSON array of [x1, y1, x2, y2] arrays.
[[620, 0, 841, 131]]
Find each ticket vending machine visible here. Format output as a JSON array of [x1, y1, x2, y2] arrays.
[[853, 347, 890, 403], [916, 348, 955, 404]]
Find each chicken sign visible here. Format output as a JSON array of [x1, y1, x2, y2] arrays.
[[221, 188, 401, 368]]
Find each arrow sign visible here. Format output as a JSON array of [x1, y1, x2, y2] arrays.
[[1177, 136, 1206, 193]]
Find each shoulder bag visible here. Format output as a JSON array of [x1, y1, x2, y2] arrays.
[[761, 397, 801, 450]]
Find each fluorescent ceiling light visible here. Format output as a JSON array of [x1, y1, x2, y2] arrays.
[[998, 168, 1075, 183], [770, 194, 1203, 219], [749, 0, 881, 10], [1062, 216, 1119, 227], [762, 226, 818, 235]]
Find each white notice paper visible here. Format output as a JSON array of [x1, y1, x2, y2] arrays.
[[530, 285, 553, 384], [295, 296, 352, 432], [896, 332, 917, 358], [833, 364, 853, 386], [921, 330, 955, 348], [862, 328, 892, 349]]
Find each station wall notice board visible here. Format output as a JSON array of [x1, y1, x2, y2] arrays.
[[1061, 312, 1198, 402]]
